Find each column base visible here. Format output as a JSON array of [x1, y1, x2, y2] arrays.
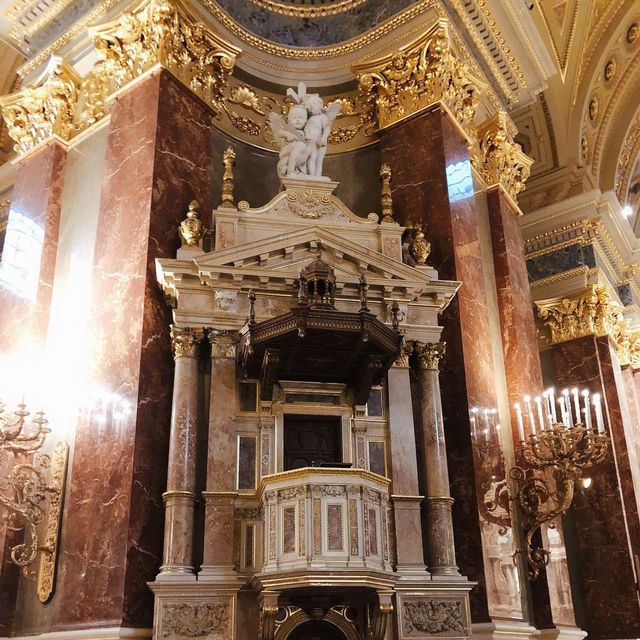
[[2, 628, 152, 640], [394, 579, 474, 639], [198, 564, 242, 585], [471, 621, 536, 640], [536, 627, 587, 640], [149, 581, 239, 640], [156, 567, 197, 582]]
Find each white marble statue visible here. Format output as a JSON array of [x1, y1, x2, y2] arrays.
[[267, 82, 341, 179]]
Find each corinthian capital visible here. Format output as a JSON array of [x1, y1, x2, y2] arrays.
[[0, 56, 80, 155], [354, 19, 478, 139], [478, 111, 533, 205], [170, 326, 204, 358], [414, 342, 446, 371], [208, 329, 239, 358], [89, 0, 239, 116]]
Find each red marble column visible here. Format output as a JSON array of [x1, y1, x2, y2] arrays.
[[486, 185, 575, 628], [551, 335, 640, 638], [381, 106, 502, 621], [0, 139, 66, 634], [49, 69, 214, 631], [0, 140, 66, 350]]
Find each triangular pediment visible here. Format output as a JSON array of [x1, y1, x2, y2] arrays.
[[194, 226, 432, 284]]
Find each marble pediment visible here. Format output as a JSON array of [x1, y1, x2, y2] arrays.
[[195, 226, 434, 286]]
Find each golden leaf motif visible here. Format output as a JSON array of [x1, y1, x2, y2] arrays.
[[229, 85, 265, 114]]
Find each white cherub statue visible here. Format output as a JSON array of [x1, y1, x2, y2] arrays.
[[267, 82, 341, 180]]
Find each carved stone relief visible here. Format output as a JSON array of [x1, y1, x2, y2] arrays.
[[161, 602, 231, 640], [401, 600, 467, 637]]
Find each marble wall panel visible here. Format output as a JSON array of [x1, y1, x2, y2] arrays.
[[526, 244, 596, 282], [552, 335, 640, 638], [49, 70, 214, 631], [382, 108, 499, 621]]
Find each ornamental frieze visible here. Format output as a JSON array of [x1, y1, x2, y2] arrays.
[[160, 602, 230, 640]]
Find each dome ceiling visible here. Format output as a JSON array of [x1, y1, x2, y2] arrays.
[[212, 0, 418, 47]]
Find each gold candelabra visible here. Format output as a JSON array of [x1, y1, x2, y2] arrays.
[[0, 400, 68, 602], [511, 389, 609, 579]]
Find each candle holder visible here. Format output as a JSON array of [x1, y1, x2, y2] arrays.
[[511, 389, 609, 579], [0, 401, 68, 602]]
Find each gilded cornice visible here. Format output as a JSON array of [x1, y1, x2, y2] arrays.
[[536, 284, 625, 345], [0, 56, 80, 154], [478, 111, 533, 206], [1, 0, 240, 156], [353, 19, 478, 139], [245, 0, 368, 17]]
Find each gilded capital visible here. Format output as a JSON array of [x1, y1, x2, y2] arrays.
[[536, 285, 624, 345], [354, 19, 477, 139], [0, 56, 80, 155], [478, 111, 533, 205], [170, 326, 204, 358], [209, 329, 239, 358], [415, 341, 446, 370], [89, 0, 240, 116]]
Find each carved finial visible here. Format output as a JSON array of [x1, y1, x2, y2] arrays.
[[408, 227, 431, 266], [380, 163, 394, 223], [179, 200, 205, 247], [358, 274, 369, 312], [247, 289, 256, 324], [221, 146, 236, 208], [391, 301, 400, 330]]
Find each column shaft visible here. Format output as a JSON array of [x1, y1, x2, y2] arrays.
[[415, 343, 458, 576], [160, 327, 202, 575], [552, 335, 640, 638], [387, 359, 427, 573], [201, 332, 238, 578]]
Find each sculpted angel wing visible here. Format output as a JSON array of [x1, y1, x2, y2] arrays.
[[267, 112, 301, 145], [325, 101, 342, 124]]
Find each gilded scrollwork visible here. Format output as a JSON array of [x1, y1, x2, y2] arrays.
[[354, 20, 478, 139], [478, 111, 533, 204], [536, 285, 625, 345], [0, 56, 80, 154], [90, 0, 239, 117]]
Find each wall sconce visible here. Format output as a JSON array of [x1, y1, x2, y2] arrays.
[[0, 400, 68, 602], [512, 388, 609, 579]]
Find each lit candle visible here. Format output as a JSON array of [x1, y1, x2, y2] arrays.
[[483, 409, 490, 443], [562, 389, 573, 426], [535, 396, 545, 431], [593, 393, 605, 433], [514, 403, 525, 441], [524, 395, 536, 435], [582, 390, 592, 429], [470, 407, 478, 440], [548, 387, 557, 423], [572, 388, 581, 426]]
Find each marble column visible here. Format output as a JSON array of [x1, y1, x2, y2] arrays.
[[201, 330, 239, 580], [160, 326, 204, 576], [386, 349, 427, 575], [52, 69, 214, 630], [551, 335, 640, 638], [381, 106, 499, 620], [0, 139, 66, 351], [413, 342, 458, 576], [487, 185, 575, 628]]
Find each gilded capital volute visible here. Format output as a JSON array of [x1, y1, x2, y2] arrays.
[[414, 341, 446, 371], [536, 285, 625, 346], [478, 111, 533, 205], [170, 326, 204, 359], [354, 19, 478, 140], [0, 56, 80, 155]]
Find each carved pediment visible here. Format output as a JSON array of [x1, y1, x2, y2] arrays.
[[197, 227, 429, 284]]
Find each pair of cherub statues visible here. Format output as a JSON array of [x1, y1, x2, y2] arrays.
[[268, 82, 341, 179]]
